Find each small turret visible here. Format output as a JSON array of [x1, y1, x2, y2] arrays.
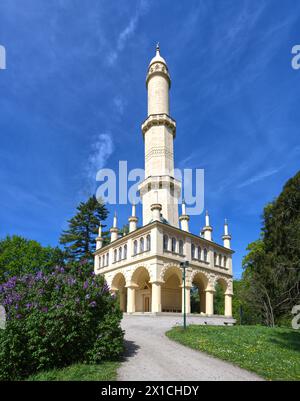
[[179, 200, 190, 232], [110, 212, 119, 242], [222, 218, 232, 249], [128, 204, 138, 232], [96, 224, 103, 250], [202, 210, 213, 241]]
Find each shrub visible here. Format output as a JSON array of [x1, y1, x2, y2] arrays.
[[0, 264, 124, 380]]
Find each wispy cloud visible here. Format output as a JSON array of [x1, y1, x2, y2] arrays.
[[107, 0, 149, 65], [237, 167, 282, 189], [86, 133, 114, 185]]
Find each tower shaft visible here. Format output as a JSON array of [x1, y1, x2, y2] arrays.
[[139, 46, 180, 227]]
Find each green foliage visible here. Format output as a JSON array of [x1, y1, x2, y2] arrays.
[[232, 279, 260, 325], [242, 171, 300, 326], [167, 325, 300, 381], [213, 282, 225, 315], [0, 236, 64, 283], [27, 362, 119, 381], [60, 196, 108, 262], [0, 264, 124, 380]]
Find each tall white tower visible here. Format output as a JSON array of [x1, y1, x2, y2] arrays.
[[139, 44, 181, 227]]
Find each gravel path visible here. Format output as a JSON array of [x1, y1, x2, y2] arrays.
[[117, 315, 263, 381]]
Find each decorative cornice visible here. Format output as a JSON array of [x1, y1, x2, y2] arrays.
[[146, 61, 170, 87], [141, 113, 176, 137]]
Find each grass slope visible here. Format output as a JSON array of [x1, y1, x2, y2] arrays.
[[166, 325, 300, 381], [27, 362, 120, 381]]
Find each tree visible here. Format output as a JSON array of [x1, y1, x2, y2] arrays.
[[242, 171, 300, 326], [60, 196, 108, 262], [0, 236, 64, 283]]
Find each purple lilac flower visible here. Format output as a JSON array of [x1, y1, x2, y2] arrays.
[[35, 271, 43, 280], [16, 314, 22, 319], [101, 282, 110, 294], [83, 281, 88, 290], [26, 303, 32, 309], [89, 301, 96, 308]]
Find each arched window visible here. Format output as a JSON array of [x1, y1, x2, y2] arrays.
[[224, 256, 227, 268], [163, 234, 168, 251], [179, 240, 184, 255], [114, 249, 117, 263], [140, 237, 144, 253], [146, 234, 151, 251], [214, 252, 217, 266], [102, 255, 105, 267], [106, 253, 109, 266], [204, 248, 208, 262], [219, 254, 222, 266], [133, 240, 138, 255], [124, 244, 127, 259], [198, 246, 201, 260], [119, 247, 122, 261], [171, 237, 176, 253], [192, 244, 196, 259]]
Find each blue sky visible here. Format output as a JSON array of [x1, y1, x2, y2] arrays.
[[0, 0, 299, 278]]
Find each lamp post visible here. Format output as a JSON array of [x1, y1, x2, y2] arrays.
[[180, 260, 189, 329]]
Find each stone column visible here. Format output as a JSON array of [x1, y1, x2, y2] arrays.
[[120, 290, 126, 312], [126, 286, 136, 313], [199, 290, 206, 313], [181, 285, 191, 314], [205, 290, 215, 315], [225, 294, 233, 317], [151, 281, 162, 313]]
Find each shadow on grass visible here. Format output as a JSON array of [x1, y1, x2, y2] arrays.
[[269, 330, 300, 352], [120, 339, 140, 362]]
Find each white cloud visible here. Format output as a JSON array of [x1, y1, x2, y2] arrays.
[[107, 0, 149, 65], [87, 133, 114, 183], [237, 167, 282, 189]]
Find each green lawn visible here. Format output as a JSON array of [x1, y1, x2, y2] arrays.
[[27, 361, 120, 381], [166, 325, 300, 381]]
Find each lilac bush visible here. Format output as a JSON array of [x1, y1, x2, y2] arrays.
[[0, 264, 123, 380]]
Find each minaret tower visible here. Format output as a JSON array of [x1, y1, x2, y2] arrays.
[[139, 44, 181, 227]]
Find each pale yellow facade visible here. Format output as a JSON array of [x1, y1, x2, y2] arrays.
[[94, 46, 234, 318]]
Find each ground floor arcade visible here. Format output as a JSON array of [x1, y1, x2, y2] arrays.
[[109, 265, 233, 317]]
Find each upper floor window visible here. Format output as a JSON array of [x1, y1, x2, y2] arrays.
[[124, 244, 127, 259], [214, 252, 217, 266], [119, 247, 122, 261], [163, 234, 169, 251], [219, 254, 222, 266], [133, 240, 138, 256], [140, 237, 144, 253], [224, 256, 227, 268], [179, 240, 184, 255], [106, 253, 109, 266], [146, 234, 151, 251], [203, 248, 208, 262], [114, 249, 117, 263], [171, 237, 176, 253], [191, 244, 196, 259], [198, 246, 201, 260]]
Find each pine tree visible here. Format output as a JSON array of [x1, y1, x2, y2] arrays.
[[60, 196, 108, 262]]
